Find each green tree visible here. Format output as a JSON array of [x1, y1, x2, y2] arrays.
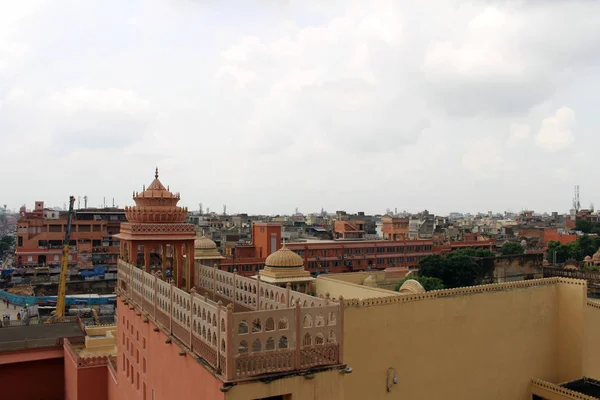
[[576, 219, 594, 233], [395, 275, 444, 292], [417, 254, 482, 288], [417, 255, 447, 282], [500, 241, 525, 256], [0, 235, 14, 257], [450, 248, 495, 258]]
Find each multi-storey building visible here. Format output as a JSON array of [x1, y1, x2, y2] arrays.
[[15, 201, 125, 267], [381, 216, 409, 240], [220, 223, 495, 277], [333, 220, 365, 240]]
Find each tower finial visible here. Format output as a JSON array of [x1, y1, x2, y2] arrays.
[[155, 167, 159, 179]]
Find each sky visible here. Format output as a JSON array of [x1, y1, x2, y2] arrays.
[[1, 0, 599, 216]]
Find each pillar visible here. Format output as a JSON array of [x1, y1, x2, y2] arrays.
[[161, 244, 167, 278], [143, 245, 151, 272], [176, 243, 184, 289], [188, 240, 195, 290]]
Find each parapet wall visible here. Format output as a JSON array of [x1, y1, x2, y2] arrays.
[[119, 260, 344, 382], [341, 277, 588, 400], [315, 275, 400, 300]]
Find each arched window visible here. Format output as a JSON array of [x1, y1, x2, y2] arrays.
[[252, 339, 262, 353], [279, 336, 288, 349], [213, 333, 217, 346], [315, 314, 325, 327], [221, 339, 226, 352], [221, 318, 226, 332], [252, 318, 261, 333], [328, 330, 336, 344], [303, 333, 312, 347], [238, 321, 248, 334], [266, 337, 275, 351], [278, 318, 288, 330], [315, 334, 324, 345], [239, 341, 248, 354], [265, 317, 275, 332], [303, 314, 312, 328], [328, 312, 337, 325]]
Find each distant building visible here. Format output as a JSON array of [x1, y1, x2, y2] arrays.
[[15, 201, 125, 267], [381, 216, 409, 241]]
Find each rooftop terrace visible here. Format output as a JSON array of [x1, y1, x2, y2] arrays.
[[118, 259, 344, 383], [0, 321, 84, 352]]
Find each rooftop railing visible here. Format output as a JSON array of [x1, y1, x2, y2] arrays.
[[118, 260, 343, 382]]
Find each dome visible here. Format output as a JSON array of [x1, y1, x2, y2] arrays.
[[543, 259, 550, 266], [363, 275, 377, 287], [265, 244, 304, 268], [195, 235, 217, 250], [593, 250, 600, 262], [398, 279, 425, 295], [585, 256, 593, 262]]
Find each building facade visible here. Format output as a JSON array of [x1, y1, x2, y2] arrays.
[[15, 202, 125, 267]]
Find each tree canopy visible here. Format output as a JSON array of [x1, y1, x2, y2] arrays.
[[575, 219, 600, 235], [0, 235, 15, 257], [547, 235, 600, 264], [395, 275, 444, 292], [500, 241, 525, 256], [417, 253, 485, 288]]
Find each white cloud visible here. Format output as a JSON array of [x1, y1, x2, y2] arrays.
[[48, 88, 150, 115], [506, 123, 531, 147], [1, 0, 600, 214], [535, 107, 575, 152], [462, 137, 510, 179]]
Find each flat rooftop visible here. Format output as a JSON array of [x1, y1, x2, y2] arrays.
[[562, 377, 600, 397], [0, 322, 84, 352]]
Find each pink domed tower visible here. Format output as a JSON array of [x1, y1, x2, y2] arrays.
[[115, 168, 199, 290]]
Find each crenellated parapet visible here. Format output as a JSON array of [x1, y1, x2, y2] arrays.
[[342, 277, 587, 308]]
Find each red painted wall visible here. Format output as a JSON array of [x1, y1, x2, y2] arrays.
[[64, 348, 109, 400], [110, 301, 225, 400], [252, 223, 281, 258], [544, 228, 578, 245], [0, 357, 65, 400]]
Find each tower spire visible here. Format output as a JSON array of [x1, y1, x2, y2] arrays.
[[155, 167, 159, 179]]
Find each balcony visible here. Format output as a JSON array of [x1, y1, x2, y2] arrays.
[[117, 259, 344, 383]]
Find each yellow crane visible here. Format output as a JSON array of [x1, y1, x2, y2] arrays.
[[49, 196, 75, 323]]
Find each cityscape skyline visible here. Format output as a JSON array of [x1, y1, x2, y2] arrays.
[[2, 1, 600, 217]]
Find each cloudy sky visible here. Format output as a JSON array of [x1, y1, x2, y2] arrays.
[[1, 0, 599, 215]]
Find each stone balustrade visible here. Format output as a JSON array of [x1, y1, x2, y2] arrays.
[[118, 259, 343, 382]]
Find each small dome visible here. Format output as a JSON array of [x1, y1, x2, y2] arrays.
[[593, 251, 600, 262], [195, 235, 217, 250], [585, 256, 593, 262], [265, 244, 303, 268], [543, 259, 550, 266], [363, 275, 377, 287], [398, 279, 425, 294]]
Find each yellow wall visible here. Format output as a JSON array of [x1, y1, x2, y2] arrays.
[[341, 279, 588, 400], [315, 276, 400, 300], [225, 369, 345, 400], [583, 301, 600, 377], [323, 271, 386, 285]]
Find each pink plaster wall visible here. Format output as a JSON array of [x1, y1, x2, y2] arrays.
[[110, 300, 225, 400], [0, 357, 65, 400]]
